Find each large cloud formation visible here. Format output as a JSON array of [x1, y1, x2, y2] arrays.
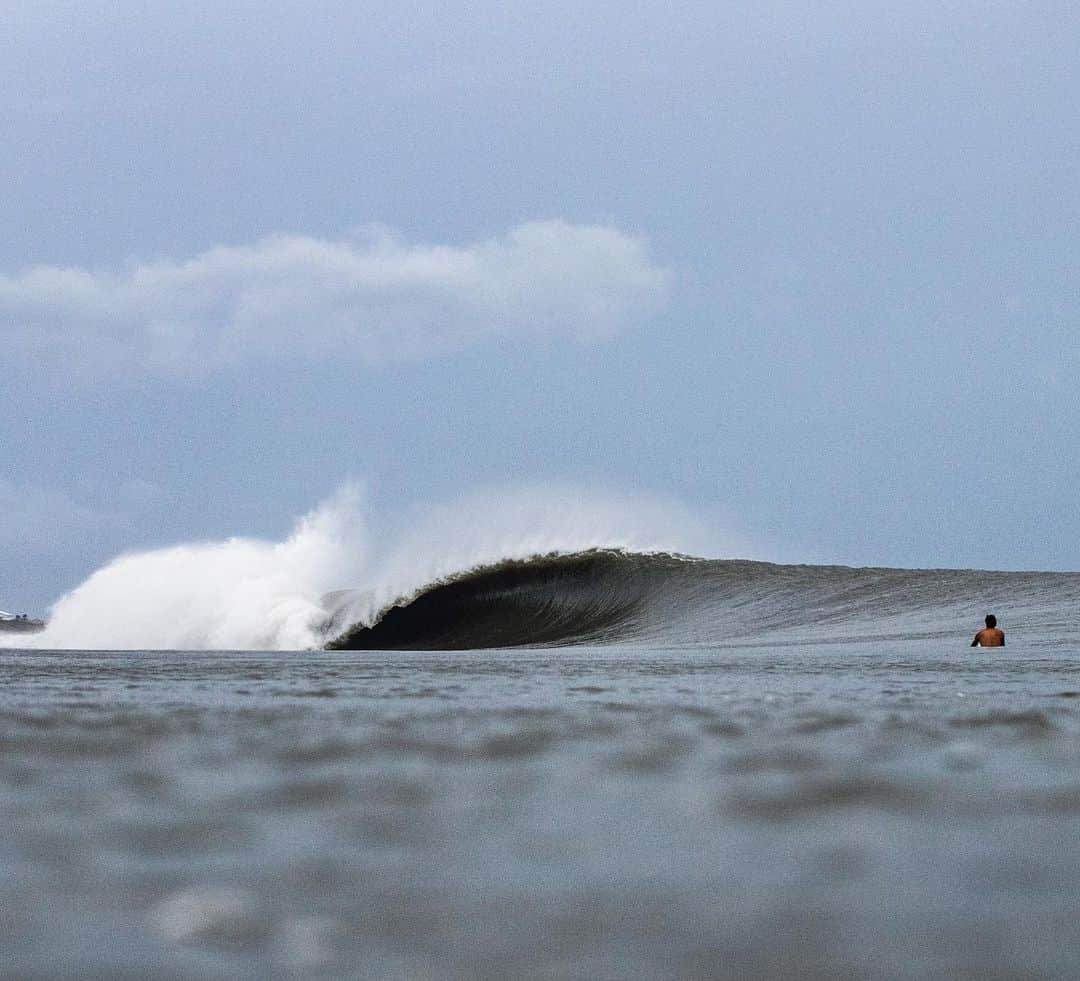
[[1, 221, 668, 378]]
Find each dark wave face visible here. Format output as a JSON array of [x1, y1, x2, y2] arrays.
[[325, 550, 1080, 651], [325, 551, 657, 650]]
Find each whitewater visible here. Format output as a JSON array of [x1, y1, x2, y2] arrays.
[[4, 487, 1080, 979]]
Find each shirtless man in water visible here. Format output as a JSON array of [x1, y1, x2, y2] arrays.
[[971, 614, 1005, 647]]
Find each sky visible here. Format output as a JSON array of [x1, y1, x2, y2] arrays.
[[3, 0, 1079, 611]]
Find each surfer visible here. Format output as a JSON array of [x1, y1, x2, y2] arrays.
[[970, 614, 1005, 647]]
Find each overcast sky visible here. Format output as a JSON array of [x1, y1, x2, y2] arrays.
[[4, 1, 1079, 609]]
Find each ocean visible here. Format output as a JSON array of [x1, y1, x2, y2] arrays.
[[3, 552, 1080, 979]]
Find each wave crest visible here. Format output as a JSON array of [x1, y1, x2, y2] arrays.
[[325, 549, 696, 650]]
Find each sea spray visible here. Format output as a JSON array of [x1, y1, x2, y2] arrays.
[[26, 485, 368, 651]]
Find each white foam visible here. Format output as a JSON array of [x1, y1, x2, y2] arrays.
[[22, 485, 367, 651]]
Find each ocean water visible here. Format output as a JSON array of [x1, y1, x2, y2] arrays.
[[3, 555, 1080, 979]]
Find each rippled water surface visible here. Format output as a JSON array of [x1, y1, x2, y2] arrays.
[[3, 641, 1080, 979]]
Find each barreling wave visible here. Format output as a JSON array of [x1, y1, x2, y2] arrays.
[[324, 550, 1080, 650], [13, 485, 1080, 652], [325, 549, 684, 650]]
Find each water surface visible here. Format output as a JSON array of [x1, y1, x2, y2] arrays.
[[3, 640, 1079, 979]]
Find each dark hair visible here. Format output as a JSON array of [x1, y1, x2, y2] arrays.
[[985, 614, 997, 628]]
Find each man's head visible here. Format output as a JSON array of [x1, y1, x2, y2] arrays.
[[985, 614, 997, 628]]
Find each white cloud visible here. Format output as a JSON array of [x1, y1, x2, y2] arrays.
[[1, 221, 669, 378]]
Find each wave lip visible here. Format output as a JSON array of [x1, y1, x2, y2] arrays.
[[325, 549, 692, 650]]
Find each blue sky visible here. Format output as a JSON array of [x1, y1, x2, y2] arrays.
[[4, 1, 1079, 611]]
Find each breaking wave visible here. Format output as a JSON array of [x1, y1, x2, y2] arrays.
[[7, 484, 714, 651], [8, 484, 1079, 651], [325, 551, 1080, 650], [325, 549, 676, 649]]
